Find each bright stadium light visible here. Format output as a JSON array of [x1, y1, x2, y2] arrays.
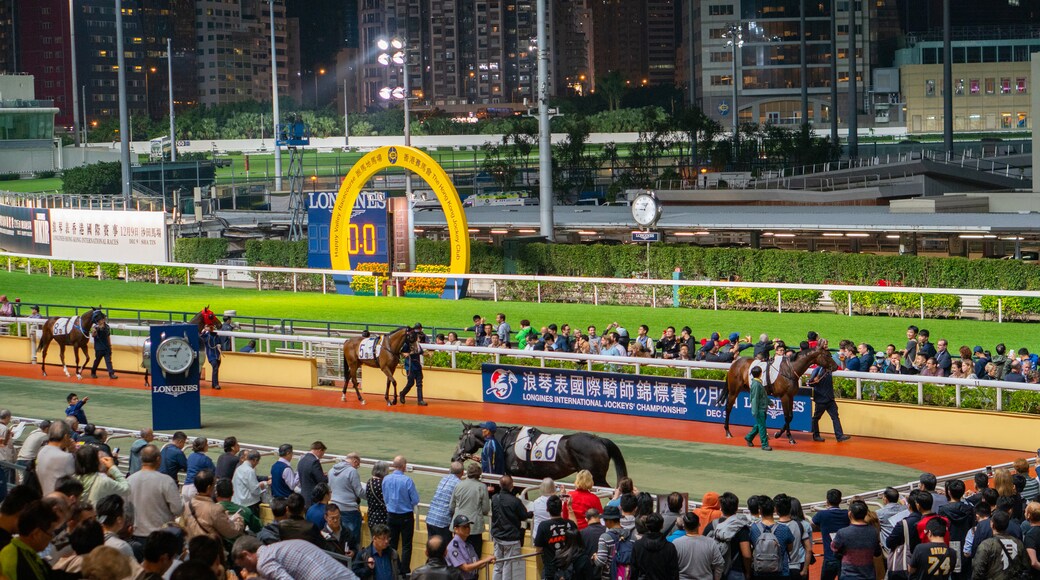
[[377, 39, 390, 51]]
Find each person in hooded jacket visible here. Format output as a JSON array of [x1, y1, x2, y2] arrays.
[[630, 512, 680, 580], [938, 479, 976, 580], [693, 493, 722, 535]]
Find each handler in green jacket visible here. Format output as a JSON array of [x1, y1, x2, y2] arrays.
[[745, 366, 773, 451]]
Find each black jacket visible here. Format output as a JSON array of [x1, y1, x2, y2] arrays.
[[490, 490, 531, 542], [352, 544, 403, 579], [886, 511, 923, 552], [411, 557, 464, 580], [810, 367, 835, 405], [297, 452, 328, 508], [630, 532, 680, 580]]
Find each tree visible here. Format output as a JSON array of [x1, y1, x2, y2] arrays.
[[551, 117, 598, 203], [62, 162, 122, 195], [597, 71, 626, 112]]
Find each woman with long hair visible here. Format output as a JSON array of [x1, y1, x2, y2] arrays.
[[75, 446, 129, 505]]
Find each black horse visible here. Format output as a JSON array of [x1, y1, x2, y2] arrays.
[[451, 422, 628, 487]]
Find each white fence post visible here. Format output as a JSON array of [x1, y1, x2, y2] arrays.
[[997, 388, 1003, 411], [918, 382, 924, 405], [777, 290, 782, 314], [847, 293, 852, 317], [594, 285, 599, 306], [713, 289, 718, 310], [493, 281, 498, 302], [998, 298, 1003, 323]]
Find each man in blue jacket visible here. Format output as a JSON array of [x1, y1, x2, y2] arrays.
[[480, 422, 506, 476]]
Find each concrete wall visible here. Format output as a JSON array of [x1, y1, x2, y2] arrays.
[[902, 62, 1032, 134]]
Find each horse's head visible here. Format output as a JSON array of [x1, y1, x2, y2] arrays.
[[812, 346, 839, 372], [89, 309, 105, 324], [451, 422, 484, 463], [200, 307, 219, 328]]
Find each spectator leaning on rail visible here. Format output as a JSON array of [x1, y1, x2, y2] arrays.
[[383, 455, 420, 575], [426, 462, 463, 545]]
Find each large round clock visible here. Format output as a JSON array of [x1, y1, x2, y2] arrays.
[[631, 191, 662, 228], [155, 336, 196, 376]]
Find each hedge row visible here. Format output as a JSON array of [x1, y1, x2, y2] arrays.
[[9, 257, 189, 284], [415, 240, 1040, 291], [244, 240, 308, 268], [829, 291, 962, 318], [173, 238, 229, 265], [678, 287, 822, 313]]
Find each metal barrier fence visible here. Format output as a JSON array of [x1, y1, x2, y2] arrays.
[[7, 315, 1040, 414], [4, 251, 1040, 323]]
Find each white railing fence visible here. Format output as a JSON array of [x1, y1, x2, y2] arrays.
[[3, 251, 1039, 322]]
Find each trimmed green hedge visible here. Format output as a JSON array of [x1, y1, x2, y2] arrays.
[[244, 240, 307, 267], [416, 240, 1040, 291], [978, 296, 1040, 321], [173, 238, 229, 265], [829, 291, 962, 318], [678, 287, 822, 312]]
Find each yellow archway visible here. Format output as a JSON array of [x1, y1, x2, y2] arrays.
[[329, 145, 470, 273]]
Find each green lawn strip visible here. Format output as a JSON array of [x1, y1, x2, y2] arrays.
[[0, 377, 918, 501], [0, 270, 1033, 352]]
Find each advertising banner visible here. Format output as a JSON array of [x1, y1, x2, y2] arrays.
[[0, 205, 51, 256], [49, 209, 167, 262], [150, 324, 202, 430], [481, 364, 811, 432], [307, 190, 388, 294]]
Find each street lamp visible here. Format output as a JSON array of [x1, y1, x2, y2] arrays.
[[724, 23, 744, 166], [144, 66, 157, 119], [313, 67, 325, 108], [376, 37, 415, 270]]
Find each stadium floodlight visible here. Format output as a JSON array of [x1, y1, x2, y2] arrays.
[[378, 87, 393, 100], [376, 39, 390, 51]]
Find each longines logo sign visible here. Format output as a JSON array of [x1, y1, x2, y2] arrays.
[[152, 384, 199, 398]]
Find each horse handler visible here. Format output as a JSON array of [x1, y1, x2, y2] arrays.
[[400, 324, 428, 406], [744, 367, 772, 451], [89, 315, 117, 380], [201, 324, 222, 390], [808, 364, 851, 443]]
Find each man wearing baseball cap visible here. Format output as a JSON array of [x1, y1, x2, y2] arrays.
[[479, 422, 506, 476], [445, 515, 494, 580]]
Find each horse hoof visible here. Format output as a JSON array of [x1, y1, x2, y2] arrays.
[[63, 370, 70, 377], [725, 432, 732, 439], [76, 374, 82, 380], [360, 399, 366, 406], [340, 394, 346, 402], [773, 431, 784, 439]]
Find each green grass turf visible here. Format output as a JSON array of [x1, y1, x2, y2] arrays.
[[0, 376, 918, 501], [0, 269, 1035, 352], [1, 177, 63, 193]]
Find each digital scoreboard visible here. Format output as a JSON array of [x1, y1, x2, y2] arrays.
[[307, 190, 389, 269]]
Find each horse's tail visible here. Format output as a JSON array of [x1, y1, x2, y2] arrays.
[[603, 438, 628, 485]]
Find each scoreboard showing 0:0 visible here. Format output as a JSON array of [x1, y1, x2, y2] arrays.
[[346, 223, 379, 255]]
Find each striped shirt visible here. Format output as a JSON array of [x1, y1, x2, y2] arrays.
[[427, 474, 460, 528], [257, 539, 359, 580]]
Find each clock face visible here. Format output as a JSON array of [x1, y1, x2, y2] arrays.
[[631, 194, 660, 227], [156, 337, 195, 375]]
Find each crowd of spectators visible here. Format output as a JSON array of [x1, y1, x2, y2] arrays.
[[0, 392, 1037, 580], [432, 316, 1040, 384]]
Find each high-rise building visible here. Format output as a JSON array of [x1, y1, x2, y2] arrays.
[[553, 0, 594, 96], [590, 0, 647, 86], [645, 0, 676, 86], [694, 0, 899, 129], [16, 0, 72, 125], [0, 0, 16, 75]]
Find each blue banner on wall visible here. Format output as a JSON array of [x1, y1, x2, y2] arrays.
[[481, 364, 811, 432], [150, 324, 202, 431], [0, 205, 51, 256]]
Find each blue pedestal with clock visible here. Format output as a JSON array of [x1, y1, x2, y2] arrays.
[[150, 324, 202, 430]]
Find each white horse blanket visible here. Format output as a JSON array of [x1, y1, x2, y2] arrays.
[[749, 356, 786, 387], [513, 427, 565, 463], [51, 317, 79, 338], [358, 337, 383, 361]]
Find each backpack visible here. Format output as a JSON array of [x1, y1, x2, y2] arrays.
[[751, 522, 783, 575], [608, 527, 635, 580], [707, 515, 748, 572]]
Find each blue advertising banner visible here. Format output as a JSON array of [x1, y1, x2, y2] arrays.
[[0, 205, 51, 256], [481, 364, 811, 432], [150, 324, 202, 430], [307, 190, 388, 294]]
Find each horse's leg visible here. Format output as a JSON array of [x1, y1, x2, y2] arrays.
[[79, 341, 91, 379], [58, 343, 69, 377], [39, 338, 49, 376], [723, 391, 737, 438], [784, 395, 796, 444], [73, 344, 82, 379], [353, 366, 366, 404]]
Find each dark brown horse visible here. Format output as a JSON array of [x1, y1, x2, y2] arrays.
[[722, 346, 837, 444], [144, 307, 219, 387], [37, 307, 104, 379], [451, 422, 628, 487], [342, 327, 416, 406]]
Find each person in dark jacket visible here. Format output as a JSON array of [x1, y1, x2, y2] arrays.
[[490, 475, 531, 580], [352, 524, 403, 580], [630, 512, 679, 580], [808, 363, 851, 443], [201, 324, 222, 389], [297, 441, 328, 509], [938, 479, 976, 580], [887, 490, 925, 553], [278, 493, 325, 548], [89, 316, 117, 379], [411, 535, 464, 580]]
